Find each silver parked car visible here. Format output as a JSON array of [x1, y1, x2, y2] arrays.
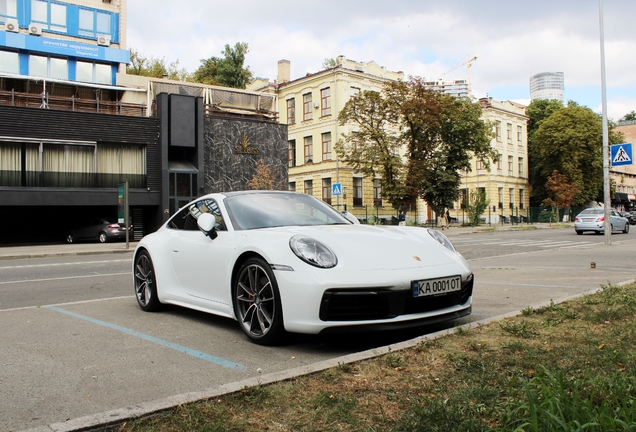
[[574, 208, 629, 235]]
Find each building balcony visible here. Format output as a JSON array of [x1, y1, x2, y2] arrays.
[[0, 89, 147, 117]]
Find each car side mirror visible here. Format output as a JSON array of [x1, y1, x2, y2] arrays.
[[197, 213, 218, 239], [341, 211, 360, 225]]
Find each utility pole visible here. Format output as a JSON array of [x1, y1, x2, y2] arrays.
[[599, 0, 611, 245]]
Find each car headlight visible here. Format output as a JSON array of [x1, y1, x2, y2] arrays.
[[289, 235, 338, 268], [427, 229, 457, 253]]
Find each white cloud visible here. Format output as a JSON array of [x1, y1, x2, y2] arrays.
[[127, 0, 636, 116]]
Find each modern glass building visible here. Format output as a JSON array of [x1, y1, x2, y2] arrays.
[[529, 72, 564, 102]]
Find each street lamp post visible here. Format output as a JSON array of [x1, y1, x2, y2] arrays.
[[599, 0, 611, 245]]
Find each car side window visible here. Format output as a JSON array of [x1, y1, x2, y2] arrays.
[[168, 199, 226, 231]]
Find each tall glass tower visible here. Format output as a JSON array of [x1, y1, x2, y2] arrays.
[[529, 72, 564, 102]]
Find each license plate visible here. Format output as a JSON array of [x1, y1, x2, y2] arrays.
[[412, 275, 462, 298]]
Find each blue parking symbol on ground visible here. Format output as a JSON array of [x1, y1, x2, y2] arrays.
[[332, 183, 342, 196], [611, 143, 633, 167]]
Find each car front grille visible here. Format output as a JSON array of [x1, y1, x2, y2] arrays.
[[319, 275, 474, 321]]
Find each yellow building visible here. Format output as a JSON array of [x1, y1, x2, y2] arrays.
[[457, 97, 531, 224], [249, 60, 531, 225], [250, 56, 405, 223]]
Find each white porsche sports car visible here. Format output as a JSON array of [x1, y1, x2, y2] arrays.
[[133, 191, 474, 345]]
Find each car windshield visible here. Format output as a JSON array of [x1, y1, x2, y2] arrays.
[[224, 192, 350, 230]]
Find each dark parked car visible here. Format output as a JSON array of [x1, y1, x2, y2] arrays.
[[66, 219, 131, 243], [620, 211, 636, 225]]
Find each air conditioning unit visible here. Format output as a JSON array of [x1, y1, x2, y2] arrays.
[[28, 23, 42, 35], [97, 35, 111, 46], [5, 18, 19, 33]]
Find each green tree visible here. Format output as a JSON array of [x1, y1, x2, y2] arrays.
[[335, 90, 411, 209], [322, 58, 337, 69], [620, 111, 636, 122], [192, 42, 253, 88], [126, 49, 190, 81], [531, 105, 622, 206], [463, 189, 489, 226], [384, 78, 496, 217]]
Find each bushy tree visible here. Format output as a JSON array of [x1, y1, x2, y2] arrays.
[[192, 42, 253, 89], [531, 104, 623, 206], [336, 78, 495, 214], [464, 189, 489, 226], [620, 111, 636, 122], [336, 90, 411, 209], [127, 49, 190, 81]]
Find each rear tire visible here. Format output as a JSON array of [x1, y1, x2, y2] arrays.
[[98, 232, 108, 243], [575, 230, 582, 235], [66, 233, 75, 243], [134, 250, 162, 312]]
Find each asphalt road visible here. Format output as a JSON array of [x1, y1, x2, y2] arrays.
[[2, 227, 636, 431]]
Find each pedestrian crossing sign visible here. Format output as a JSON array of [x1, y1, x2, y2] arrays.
[[610, 143, 633, 166], [332, 183, 342, 196]]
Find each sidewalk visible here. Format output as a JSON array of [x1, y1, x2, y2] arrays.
[[0, 241, 138, 260], [0, 223, 572, 261]]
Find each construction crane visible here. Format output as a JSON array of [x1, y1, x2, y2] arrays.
[[438, 55, 478, 96]]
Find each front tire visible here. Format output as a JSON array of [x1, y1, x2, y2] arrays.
[[624, 223, 630, 234], [134, 250, 162, 312], [66, 233, 75, 243], [233, 257, 285, 345]]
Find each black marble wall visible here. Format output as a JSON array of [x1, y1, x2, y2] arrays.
[[204, 116, 288, 193]]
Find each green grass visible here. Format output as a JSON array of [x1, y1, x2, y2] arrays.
[[108, 283, 636, 432]]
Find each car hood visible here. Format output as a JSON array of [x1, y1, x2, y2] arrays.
[[260, 224, 467, 272]]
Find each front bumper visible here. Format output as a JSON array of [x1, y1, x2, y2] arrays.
[[274, 264, 473, 334]]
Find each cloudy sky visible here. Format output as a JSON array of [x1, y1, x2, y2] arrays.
[[127, 0, 636, 121]]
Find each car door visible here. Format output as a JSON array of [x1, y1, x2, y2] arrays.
[[166, 199, 234, 314], [610, 210, 625, 232]]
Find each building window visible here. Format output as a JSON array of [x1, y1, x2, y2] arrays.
[[498, 187, 503, 210], [460, 188, 468, 209], [286, 98, 295, 124], [321, 87, 331, 116], [509, 188, 514, 209], [517, 125, 522, 143], [476, 159, 484, 170], [353, 177, 362, 206], [497, 153, 502, 173], [322, 178, 332, 204], [303, 93, 312, 121], [373, 179, 382, 207], [168, 172, 197, 216], [31, 0, 67, 32], [76, 61, 111, 85], [495, 121, 502, 142], [79, 7, 111, 38], [518, 157, 523, 177], [288, 140, 296, 167], [506, 123, 512, 144], [288, 181, 296, 192], [304, 179, 313, 195], [350, 86, 360, 98], [508, 155, 513, 176], [0, 50, 19, 74], [322, 132, 332, 161], [30, 54, 67, 80], [0, 0, 17, 18], [519, 189, 525, 210], [303, 136, 313, 163]]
